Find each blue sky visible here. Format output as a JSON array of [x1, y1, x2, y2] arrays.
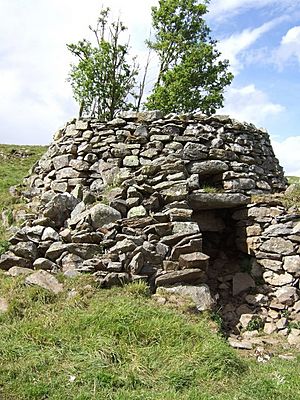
[[0, 0, 299, 175]]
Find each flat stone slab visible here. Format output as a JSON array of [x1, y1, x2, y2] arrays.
[[178, 252, 210, 270], [0, 253, 32, 271], [158, 284, 215, 311], [228, 338, 253, 350], [188, 192, 250, 210], [25, 270, 63, 294], [7, 266, 33, 277], [155, 268, 205, 287]]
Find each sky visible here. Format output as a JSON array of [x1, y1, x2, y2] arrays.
[[0, 0, 300, 176]]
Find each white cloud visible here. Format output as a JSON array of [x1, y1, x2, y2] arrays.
[[221, 84, 285, 125], [276, 26, 300, 66], [272, 136, 300, 176], [0, 0, 157, 144], [208, 0, 295, 19], [217, 19, 281, 73]]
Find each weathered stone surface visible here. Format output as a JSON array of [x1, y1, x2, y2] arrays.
[[61, 254, 84, 272], [274, 287, 299, 305], [99, 272, 130, 288], [11, 242, 38, 261], [245, 293, 268, 306], [155, 269, 205, 286], [44, 243, 69, 260], [107, 261, 123, 272], [123, 156, 139, 167], [232, 272, 255, 296], [168, 222, 197, 237], [178, 252, 209, 270], [25, 270, 63, 294], [56, 167, 83, 180], [127, 206, 147, 219], [0, 297, 9, 314], [260, 237, 294, 255], [171, 238, 202, 260], [246, 224, 263, 236], [41, 227, 60, 242], [158, 284, 215, 311], [228, 338, 253, 350], [46, 243, 102, 261], [0, 253, 32, 270], [75, 120, 89, 130], [90, 204, 121, 228], [160, 182, 188, 202], [44, 193, 79, 227], [264, 322, 277, 335], [247, 206, 282, 222], [239, 314, 257, 330], [258, 259, 282, 272], [263, 271, 294, 286], [163, 260, 179, 271], [110, 238, 136, 253], [187, 160, 228, 175], [183, 143, 207, 160], [188, 192, 249, 210], [263, 222, 293, 237], [137, 110, 163, 122], [52, 155, 72, 170], [7, 266, 33, 276], [129, 252, 144, 274], [223, 178, 255, 191], [33, 258, 58, 271], [283, 255, 300, 276], [287, 329, 300, 347], [69, 159, 90, 171], [51, 181, 69, 193]]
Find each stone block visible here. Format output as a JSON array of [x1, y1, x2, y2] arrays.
[[178, 252, 209, 270]]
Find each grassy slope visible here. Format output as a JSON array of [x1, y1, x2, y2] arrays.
[[0, 144, 299, 399], [0, 275, 299, 400], [0, 144, 47, 246], [287, 176, 300, 184]]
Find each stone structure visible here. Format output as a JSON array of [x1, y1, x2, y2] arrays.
[[0, 111, 299, 338]]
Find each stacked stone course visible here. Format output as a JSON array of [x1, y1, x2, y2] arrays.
[[0, 111, 299, 340]]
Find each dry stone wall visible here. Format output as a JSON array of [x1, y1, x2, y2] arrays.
[[27, 111, 286, 197], [1, 111, 299, 339]]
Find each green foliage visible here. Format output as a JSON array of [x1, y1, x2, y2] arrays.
[[145, 0, 233, 114], [0, 240, 9, 256], [67, 8, 138, 120], [246, 317, 264, 332], [67, 1, 233, 118], [123, 281, 151, 298], [202, 185, 219, 193]]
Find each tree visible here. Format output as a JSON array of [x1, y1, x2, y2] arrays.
[[67, 8, 138, 120], [145, 0, 233, 115]]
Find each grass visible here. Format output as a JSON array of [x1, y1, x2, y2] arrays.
[[0, 144, 47, 245], [287, 176, 300, 185], [251, 176, 300, 210], [284, 176, 300, 209], [0, 275, 299, 400]]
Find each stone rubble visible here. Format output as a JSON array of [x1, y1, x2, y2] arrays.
[[0, 111, 299, 340]]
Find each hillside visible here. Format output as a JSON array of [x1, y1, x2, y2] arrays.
[[0, 143, 300, 399], [0, 144, 47, 244]]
